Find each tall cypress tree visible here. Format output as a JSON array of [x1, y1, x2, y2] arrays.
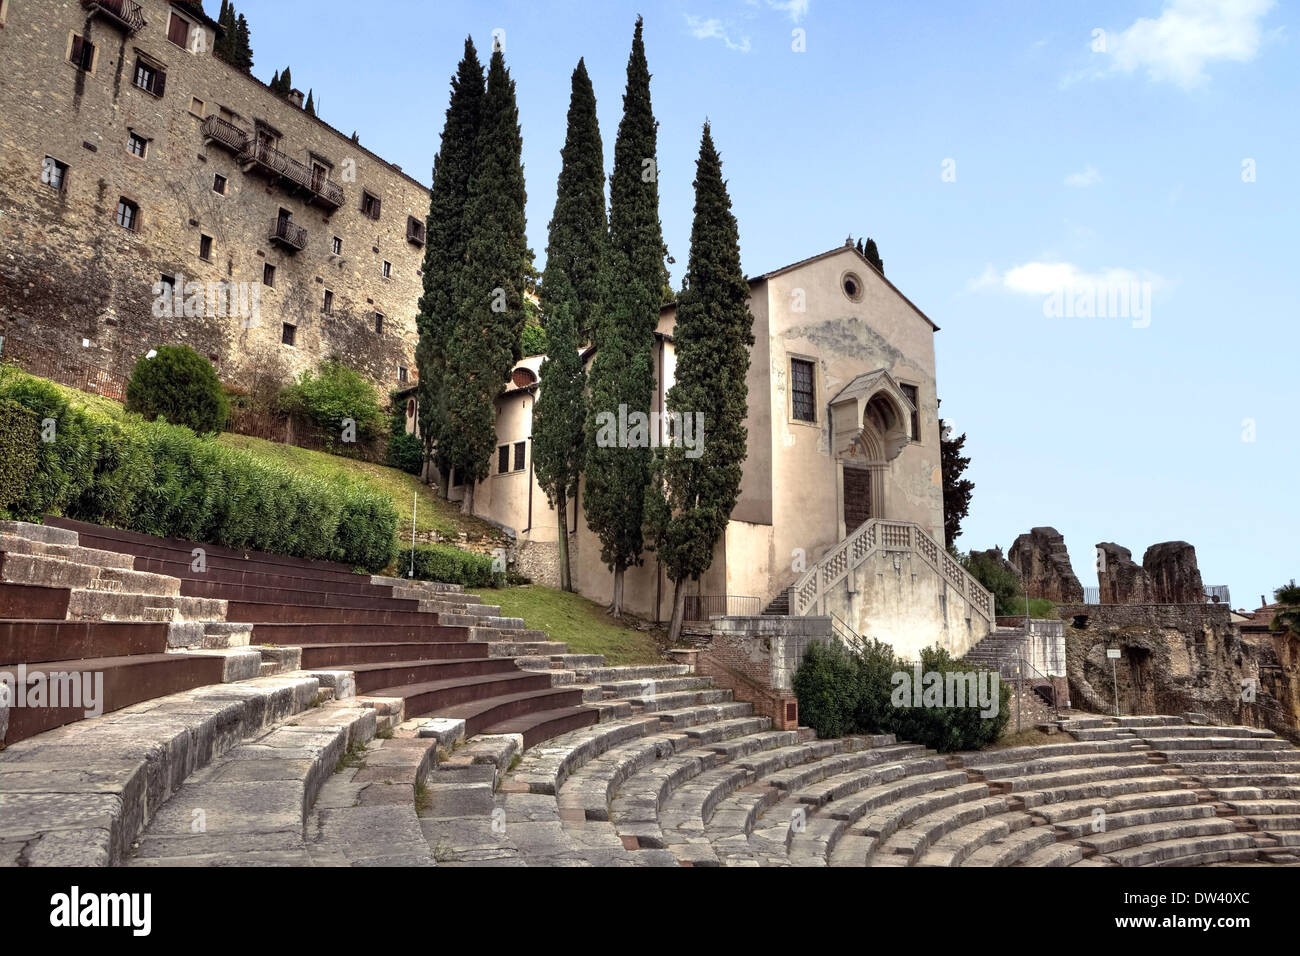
[[415, 38, 484, 490], [584, 16, 667, 617], [233, 14, 253, 71], [644, 122, 753, 642], [214, 0, 233, 61], [304, 88, 315, 116], [534, 58, 605, 591], [442, 46, 527, 514]]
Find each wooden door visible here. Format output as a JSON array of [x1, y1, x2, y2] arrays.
[[844, 468, 872, 531]]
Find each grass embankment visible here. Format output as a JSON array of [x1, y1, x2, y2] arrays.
[[470, 584, 663, 666], [36, 378, 503, 552], [1001, 598, 1058, 620]]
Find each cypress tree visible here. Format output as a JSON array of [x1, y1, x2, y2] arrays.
[[414, 38, 484, 491], [233, 14, 253, 71], [280, 66, 293, 96], [532, 300, 586, 590], [584, 15, 667, 617], [270, 69, 280, 92], [534, 58, 606, 591], [442, 46, 527, 514], [644, 122, 753, 643], [864, 237, 884, 274], [214, 0, 233, 62], [304, 88, 315, 116]]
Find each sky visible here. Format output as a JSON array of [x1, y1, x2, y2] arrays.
[[237, 0, 1297, 609]]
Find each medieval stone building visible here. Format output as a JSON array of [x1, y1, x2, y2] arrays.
[[0, 0, 429, 391], [412, 240, 995, 660]]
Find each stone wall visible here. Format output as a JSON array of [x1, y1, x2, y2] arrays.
[[700, 616, 833, 729], [1142, 541, 1205, 604], [0, 0, 428, 392], [1095, 543, 1157, 605], [1008, 527, 1083, 602], [1056, 603, 1293, 740]]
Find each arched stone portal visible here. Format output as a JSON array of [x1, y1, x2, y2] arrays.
[[829, 370, 915, 537]]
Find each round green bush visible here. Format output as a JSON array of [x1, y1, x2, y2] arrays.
[[386, 431, 424, 475], [125, 345, 229, 435]]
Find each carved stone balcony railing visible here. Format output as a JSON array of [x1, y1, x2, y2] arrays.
[[201, 115, 248, 154], [239, 139, 345, 210], [786, 518, 995, 625], [268, 218, 308, 252], [82, 0, 146, 33]]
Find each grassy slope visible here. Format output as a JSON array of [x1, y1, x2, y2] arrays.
[[36, 378, 502, 549], [470, 584, 663, 666]]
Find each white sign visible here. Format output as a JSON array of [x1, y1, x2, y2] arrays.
[[1106, 649, 1122, 659]]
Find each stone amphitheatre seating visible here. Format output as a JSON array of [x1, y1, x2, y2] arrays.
[[3, 517, 1299, 867]]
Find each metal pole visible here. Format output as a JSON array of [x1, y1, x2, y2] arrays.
[[1111, 655, 1120, 717], [409, 491, 417, 578], [1016, 660, 1022, 734]]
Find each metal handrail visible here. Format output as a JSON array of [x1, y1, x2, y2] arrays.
[[83, 0, 145, 32], [268, 217, 308, 250], [682, 594, 761, 621]]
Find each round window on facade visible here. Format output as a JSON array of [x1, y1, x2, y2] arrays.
[[841, 271, 864, 302]]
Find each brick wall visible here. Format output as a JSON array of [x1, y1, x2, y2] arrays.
[[0, 0, 429, 392], [701, 616, 833, 729]]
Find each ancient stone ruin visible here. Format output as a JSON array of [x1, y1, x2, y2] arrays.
[[1143, 541, 1206, 604], [1095, 542, 1158, 605], [1008, 527, 1084, 602]]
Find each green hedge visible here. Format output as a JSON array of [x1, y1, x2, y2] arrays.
[[124, 345, 229, 435], [398, 544, 502, 588], [0, 398, 40, 514], [0, 367, 397, 570], [793, 639, 1010, 752]]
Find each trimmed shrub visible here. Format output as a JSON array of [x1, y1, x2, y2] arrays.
[[398, 544, 502, 588], [0, 398, 40, 514], [386, 431, 423, 475], [794, 638, 1011, 752], [278, 360, 385, 451], [0, 368, 398, 571], [125, 345, 230, 435]]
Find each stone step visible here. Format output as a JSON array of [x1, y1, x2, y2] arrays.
[[0, 520, 79, 547], [914, 812, 1034, 867], [575, 664, 694, 683], [0, 533, 136, 569], [853, 782, 993, 846], [1016, 842, 1085, 867], [1135, 725, 1273, 739], [1115, 716, 1186, 727], [1029, 788, 1201, 825], [1000, 762, 1167, 794], [960, 739, 1138, 766], [1016, 774, 1185, 810], [870, 794, 1009, 863], [975, 751, 1150, 780], [961, 822, 1058, 867], [1077, 817, 1238, 855], [626, 688, 734, 712], [600, 676, 715, 698], [371, 574, 466, 594], [1149, 736, 1292, 751], [1053, 802, 1217, 839], [1099, 832, 1256, 867], [65, 589, 227, 623]]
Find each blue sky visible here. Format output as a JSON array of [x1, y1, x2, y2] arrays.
[[239, 0, 1296, 608]]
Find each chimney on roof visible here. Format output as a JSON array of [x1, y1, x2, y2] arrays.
[[1262, 595, 1267, 607], [287, 89, 304, 109]]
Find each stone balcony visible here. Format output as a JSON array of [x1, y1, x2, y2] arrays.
[[200, 116, 345, 211], [268, 217, 308, 252], [82, 0, 146, 33]]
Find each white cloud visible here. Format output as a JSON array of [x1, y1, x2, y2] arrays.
[[970, 261, 1166, 296], [1065, 165, 1101, 188], [685, 15, 752, 52], [768, 0, 810, 22], [1101, 0, 1276, 88]]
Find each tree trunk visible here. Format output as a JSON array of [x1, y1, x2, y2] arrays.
[[461, 480, 475, 515], [610, 565, 624, 618], [556, 498, 572, 592], [667, 577, 687, 646]]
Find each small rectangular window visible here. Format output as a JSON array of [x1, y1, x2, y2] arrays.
[[133, 59, 166, 96], [498, 445, 510, 474], [513, 441, 526, 472], [167, 12, 190, 47], [189, 96, 205, 118], [69, 34, 95, 72], [42, 156, 68, 191], [382, 260, 391, 279], [160, 273, 176, 297], [281, 323, 296, 346], [114, 198, 139, 232], [398, 365, 408, 383], [213, 174, 227, 195], [262, 263, 276, 287], [900, 384, 920, 442], [331, 236, 342, 255], [199, 234, 213, 261], [374, 313, 384, 334], [322, 289, 334, 314], [791, 358, 816, 422], [127, 132, 148, 158], [407, 215, 427, 245], [361, 190, 381, 220]]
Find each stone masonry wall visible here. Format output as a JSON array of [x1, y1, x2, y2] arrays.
[[702, 616, 833, 730], [0, 0, 428, 391]]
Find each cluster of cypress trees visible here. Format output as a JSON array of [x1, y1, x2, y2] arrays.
[[416, 20, 752, 626], [213, 1, 253, 72]]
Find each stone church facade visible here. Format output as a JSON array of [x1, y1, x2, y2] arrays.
[[0, 0, 429, 391], [426, 241, 994, 658]]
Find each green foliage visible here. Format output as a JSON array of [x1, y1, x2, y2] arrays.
[[0, 367, 396, 570], [416, 38, 485, 479], [794, 639, 1011, 752], [533, 301, 586, 508], [214, 2, 252, 71], [304, 88, 315, 116], [0, 399, 40, 514], [387, 431, 423, 475], [519, 321, 548, 357], [1272, 580, 1300, 634], [278, 359, 385, 449], [584, 17, 666, 581], [399, 544, 502, 588], [443, 46, 528, 486], [124, 345, 229, 435], [962, 549, 1025, 617], [941, 408, 973, 548], [644, 123, 753, 603]]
